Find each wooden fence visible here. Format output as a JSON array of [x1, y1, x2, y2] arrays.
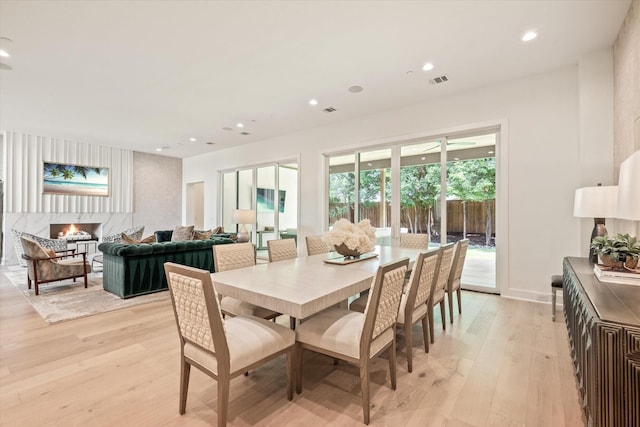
[[330, 199, 495, 235]]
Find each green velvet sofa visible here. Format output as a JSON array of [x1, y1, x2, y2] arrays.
[[98, 237, 234, 298]]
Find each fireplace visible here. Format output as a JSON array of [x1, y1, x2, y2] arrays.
[[49, 223, 102, 241]]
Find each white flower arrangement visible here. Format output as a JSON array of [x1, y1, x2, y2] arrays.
[[323, 218, 377, 255]]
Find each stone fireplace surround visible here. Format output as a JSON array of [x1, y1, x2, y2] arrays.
[[4, 212, 133, 266]]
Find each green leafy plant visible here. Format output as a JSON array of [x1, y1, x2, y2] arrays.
[[591, 233, 640, 263]]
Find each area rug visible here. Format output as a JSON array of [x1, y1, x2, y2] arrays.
[[3, 268, 170, 324]]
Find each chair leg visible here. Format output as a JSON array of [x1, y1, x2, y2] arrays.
[[456, 288, 462, 314], [179, 359, 191, 414], [360, 361, 371, 425], [428, 305, 435, 344], [217, 372, 230, 427], [286, 349, 294, 401], [389, 339, 397, 389], [448, 291, 454, 324], [552, 288, 557, 321], [421, 316, 430, 354], [289, 317, 296, 330], [440, 301, 446, 330], [295, 344, 304, 394], [404, 322, 413, 373]]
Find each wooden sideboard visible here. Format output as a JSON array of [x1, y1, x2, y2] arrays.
[[563, 257, 640, 427]]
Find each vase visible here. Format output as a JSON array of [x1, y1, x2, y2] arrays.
[[624, 254, 639, 270], [600, 253, 623, 270], [335, 243, 361, 259]]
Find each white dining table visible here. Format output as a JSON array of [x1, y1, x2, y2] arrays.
[[210, 245, 423, 320]]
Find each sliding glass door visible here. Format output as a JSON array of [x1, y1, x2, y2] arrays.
[[326, 128, 498, 292], [221, 161, 298, 259]]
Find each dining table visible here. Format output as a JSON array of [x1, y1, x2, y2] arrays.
[[210, 245, 424, 320]]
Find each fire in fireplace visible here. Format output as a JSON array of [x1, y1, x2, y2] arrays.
[[50, 223, 102, 240]]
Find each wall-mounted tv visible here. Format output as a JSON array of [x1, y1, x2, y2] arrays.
[[257, 188, 285, 213], [42, 162, 109, 197]]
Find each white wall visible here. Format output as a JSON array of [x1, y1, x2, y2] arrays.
[[184, 62, 613, 301]]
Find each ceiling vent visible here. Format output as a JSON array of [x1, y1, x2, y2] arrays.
[[323, 107, 337, 113], [429, 75, 449, 85], [240, 132, 250, 136]]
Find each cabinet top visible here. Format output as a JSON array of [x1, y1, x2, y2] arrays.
[[565, 257, 640, 327]]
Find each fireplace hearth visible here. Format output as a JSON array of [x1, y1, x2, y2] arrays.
[[49, 223, 102, 240]]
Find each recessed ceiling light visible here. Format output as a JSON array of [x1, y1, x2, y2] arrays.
[[406, 70, 414, 75], [189, 137, 196, 142], [236, 122, 244, 128], [421, 156, 426, 160], [488, 150, 495, 154], [522, 31, 537, 42], [367, 162, 372, 166], [0, 50, 8, 58], [348, 86, 363, 93], [422, 62, 434, 71], [454, 157, 460, 161], [156, 148, 163, 152], [309, 98, 318, 106]]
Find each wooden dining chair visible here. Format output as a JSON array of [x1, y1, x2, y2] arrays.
[[428, 243, 455, 343], [399, 233, 429, 249], [397, 249, 441, 372], [267, 238, 298, 262], [213, 243, 280, 320], [295, 258, 409, 425], [305, 235, 330, 255], [164, 263, 295, 427], [447, 239, 469, 324], [266, 239, 298, 328]]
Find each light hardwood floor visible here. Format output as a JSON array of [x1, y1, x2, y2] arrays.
[[0, 267, 583, 426]]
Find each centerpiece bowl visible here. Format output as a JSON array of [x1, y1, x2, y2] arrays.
[[334, 243, 361, 259]]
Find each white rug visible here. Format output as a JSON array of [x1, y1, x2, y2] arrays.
[[3, 267, 170, 324]]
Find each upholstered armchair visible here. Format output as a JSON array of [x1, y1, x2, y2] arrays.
[[20, 237, 91, 295], [11, 229, 68, 267], [101, 225, 145, 243]]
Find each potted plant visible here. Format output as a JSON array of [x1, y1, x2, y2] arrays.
[[591, 233, 640, 270]]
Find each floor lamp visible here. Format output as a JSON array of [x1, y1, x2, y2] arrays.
[[232, 209, 256, 243], [573, 184, 618, 263]]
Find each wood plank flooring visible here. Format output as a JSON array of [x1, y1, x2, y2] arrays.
[[0, 267, 583, 426]]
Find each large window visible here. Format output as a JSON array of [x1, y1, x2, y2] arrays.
[[326, 129, 498, 292]]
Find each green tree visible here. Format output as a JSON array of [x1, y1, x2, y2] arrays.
[[447, 158, 496, 245]]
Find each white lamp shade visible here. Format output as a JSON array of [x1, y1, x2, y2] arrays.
[[616, 150, 640, 220], [573, 185, 618, 218], [232, 209, 256, 225]]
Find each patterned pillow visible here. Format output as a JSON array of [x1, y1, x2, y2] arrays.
[[121, 233, 156, 244], [171, 225, 195, 242], [193, 230, 213, 240], [211, 226, 224, 235]]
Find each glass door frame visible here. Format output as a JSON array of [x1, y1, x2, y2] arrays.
[[218, 157, 300, 249], [324, 123, 504, 295]]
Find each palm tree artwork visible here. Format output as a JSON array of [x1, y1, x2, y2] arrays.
[[43, 162, 109, 196]]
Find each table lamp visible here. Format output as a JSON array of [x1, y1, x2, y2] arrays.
[[232, 209, 256, 243], [616, 150, 640, 221], [573, 184, 618, 263]]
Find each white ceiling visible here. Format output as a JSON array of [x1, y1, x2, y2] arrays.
[[0, 0, 631, 159]]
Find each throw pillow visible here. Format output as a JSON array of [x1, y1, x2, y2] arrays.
[[44, 248, 57, 261], [171, 225, 195, 242], [211, 226, 224, 235], [121, 233, 156, 244], [193, 230, 213, 240]]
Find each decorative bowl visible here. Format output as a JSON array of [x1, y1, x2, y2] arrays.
[[335, 243, 361, 259]]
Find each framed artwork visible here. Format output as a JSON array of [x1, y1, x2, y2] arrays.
[[257, 188, 286, 213], [42, 162, 109, 197]]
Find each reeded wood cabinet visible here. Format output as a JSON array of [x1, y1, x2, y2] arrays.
[[563, 257, 640, 427]]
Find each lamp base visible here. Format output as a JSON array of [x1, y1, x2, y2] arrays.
[[588, 218, 607, 264], [236, 231, 250, 243]]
